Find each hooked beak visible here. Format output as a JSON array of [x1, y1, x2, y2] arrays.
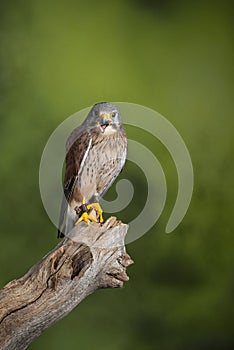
[[100, 113, 112, 132]]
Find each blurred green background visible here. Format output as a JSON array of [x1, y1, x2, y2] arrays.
[[0, 0, 233, 349]]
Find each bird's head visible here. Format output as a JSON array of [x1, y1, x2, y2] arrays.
[[85, 102, 122, 134]]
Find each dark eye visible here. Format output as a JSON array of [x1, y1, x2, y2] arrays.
[[112, 112, 117, 118]]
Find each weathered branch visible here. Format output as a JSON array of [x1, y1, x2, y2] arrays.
[[0, 217, 133, 350]]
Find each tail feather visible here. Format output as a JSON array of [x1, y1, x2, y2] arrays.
[[58, 205, 77, 239]]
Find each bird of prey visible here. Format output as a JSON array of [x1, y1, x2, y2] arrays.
[[58, 102, 127, 238]]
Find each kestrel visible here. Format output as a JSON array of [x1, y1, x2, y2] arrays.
[[58, 102, 127, 238]]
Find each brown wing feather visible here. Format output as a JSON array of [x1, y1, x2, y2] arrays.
[[58, 131, 92, 236], [64, 132, 91, 188]]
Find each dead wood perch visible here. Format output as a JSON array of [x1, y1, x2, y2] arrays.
[[0, 217, 133, 350]]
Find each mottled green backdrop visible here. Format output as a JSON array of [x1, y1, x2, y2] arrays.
[[0, 1, 233, 349]]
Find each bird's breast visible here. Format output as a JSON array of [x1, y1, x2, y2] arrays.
[[76, 130, 126, 201]]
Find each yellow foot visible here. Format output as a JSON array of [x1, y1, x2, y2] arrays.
[[86, 202, 104, 223], [75, 212, 98, 225]]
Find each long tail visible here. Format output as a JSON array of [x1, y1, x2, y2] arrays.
[[57, 206, 77, 238]]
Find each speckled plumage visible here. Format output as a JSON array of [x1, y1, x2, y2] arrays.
[[58, 103, 127, 237]]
